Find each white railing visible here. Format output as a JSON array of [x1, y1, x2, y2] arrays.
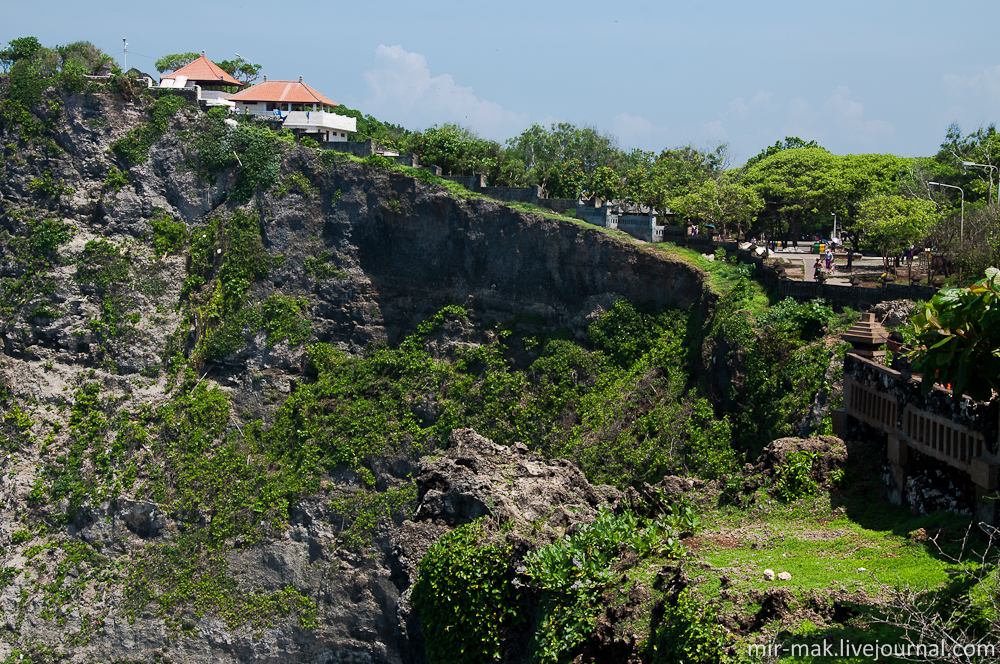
[[281, 111, 356, 132]]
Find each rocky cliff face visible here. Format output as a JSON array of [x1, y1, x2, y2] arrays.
[[0, 89, 709, 662]]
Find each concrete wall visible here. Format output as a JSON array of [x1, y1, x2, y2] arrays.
[[538, 198, 576, 214], [441, 175, 544, 205], [576, 207, 618, 230], [618, 215, 664, 242], [321, 139, 419, 166]]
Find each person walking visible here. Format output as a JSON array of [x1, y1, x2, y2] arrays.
[[813, 258, 823, 282], [845, 250, 853, 273], [825, 248, 833, 270]]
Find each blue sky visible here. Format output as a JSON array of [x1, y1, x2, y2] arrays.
[[6, 0, 1000, 164]]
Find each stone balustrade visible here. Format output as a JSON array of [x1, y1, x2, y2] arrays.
[[838, 353, 1000, 524]]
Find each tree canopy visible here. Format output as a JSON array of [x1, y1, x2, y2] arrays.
[[671, 176, 763, 238], [855, 195, 938, 269], [154, 52, 199, 74], [216, 57, 262, 86], [744, 136, 823, 168]]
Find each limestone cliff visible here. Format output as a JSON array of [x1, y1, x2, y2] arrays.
[[0, 88, 709, 663]]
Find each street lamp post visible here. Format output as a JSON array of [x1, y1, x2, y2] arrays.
[[831, 211, 837, 241], [928, 181, 964, 240], [962, 161, 1000, 205]]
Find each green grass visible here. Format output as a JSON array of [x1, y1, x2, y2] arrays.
[[697, 520, 964, 598], [650, 242, 772, 310]]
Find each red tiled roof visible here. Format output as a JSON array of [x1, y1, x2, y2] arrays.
[[161, 54, 240, 87], [229, 79, 339, 106]]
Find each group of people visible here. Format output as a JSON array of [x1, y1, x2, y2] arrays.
[[811, 244, 856, 282], [813, 248, 836, 282]]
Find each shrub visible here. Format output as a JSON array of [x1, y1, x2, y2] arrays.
[[103, 166, 129, 192], [647, 589, 732, 664], [319, 150, 348, 169], [111, 94, 187, 166], [910, 268, 1000, 401], [260, 295, 311, 346], [229, 122, 281, 201], [411, 521, 523, 664], [525, 510, 682, 663], [150, 211, 188, 256], [28, 171, 73, 200], [28, 218, 72, 256], [328, 483, 417, 549], [272, 171, 316, 198], [303, 251, 346, 280], [773, 450, 819, 502], [586, 300, 684, 369], [362, 153, 396, 170], [756, 297, 835, 343]]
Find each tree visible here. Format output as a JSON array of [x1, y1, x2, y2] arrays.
[[506, 122, 625, 186], [744, 136, 822, 168], [585, 165, 622, 201], [154, 52, 199, 74], [834, 153, 904, 253], [949, 207, 1000, 280], [546, 159, 585, 199], [930, 123, 1000, 205], [0, 37, 42, 72], [409, 124, 503, 178], [855, 195, 938, 270], [909, 268, 1000, 402], [216, 57, 262, 86], [56, 41, 111, 75], [741, 147, 846, 244], [330, 106, 412, 152], [654, 144, 727, 200], [672, 176, 764, 239]]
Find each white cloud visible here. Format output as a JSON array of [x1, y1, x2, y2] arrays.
[[710, 86, 894, 162], [610, 112, 675, 152], [944, 65, 1000, 101], [362, 45, 529, 140], [726, 91, 774, 116]]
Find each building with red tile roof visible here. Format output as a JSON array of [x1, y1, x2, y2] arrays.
[[159, 51, 240, 91], [229, 76, 338, 108], [229, 76, 356, 142]]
